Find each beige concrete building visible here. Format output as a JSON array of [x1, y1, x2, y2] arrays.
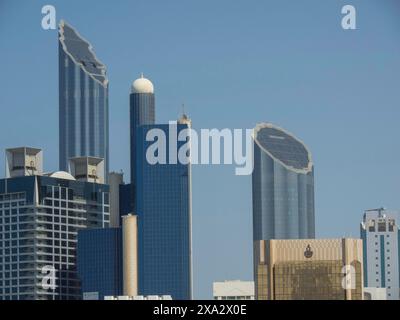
[[255, 238, 363, 300], [122, 214, 138, 297]]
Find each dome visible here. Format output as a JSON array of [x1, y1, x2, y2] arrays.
[[131, 73, 154, 94], [48, 171, 76, 181]]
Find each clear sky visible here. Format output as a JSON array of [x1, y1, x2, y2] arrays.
[[0, 0, 400, 299]]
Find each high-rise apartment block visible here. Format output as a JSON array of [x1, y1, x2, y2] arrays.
[[361, 208, 400, 300], [0, 148, 109, 300]]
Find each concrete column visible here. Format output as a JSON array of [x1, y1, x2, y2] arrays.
[[122, 214, 138, 297]]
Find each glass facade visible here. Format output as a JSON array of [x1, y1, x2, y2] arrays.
[[59, 21, 109, 181], [272, 261, 362, 300], [0, 175, 109, 300], [252, 123, 315, 241], [135, 123, 192, 300], [256, 239, 364, 300], [119, 183, 133, 217], [129, 91, 155, 210], [77, 228, 122, 300]]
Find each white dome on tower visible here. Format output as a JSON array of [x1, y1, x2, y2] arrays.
[[48, 171, 76, 181], [131, 73, 154, 94]]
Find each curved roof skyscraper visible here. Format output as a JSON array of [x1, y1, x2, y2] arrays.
[[252, 123, 315, 242], [58, 20, 109, 181]]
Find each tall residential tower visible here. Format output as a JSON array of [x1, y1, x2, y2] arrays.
[[58, 20, 109, 181]]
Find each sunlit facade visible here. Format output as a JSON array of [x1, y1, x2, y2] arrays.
[[255, 239, 364, 300]]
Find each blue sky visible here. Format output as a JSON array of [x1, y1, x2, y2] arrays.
[[0, 0, 400, 299]]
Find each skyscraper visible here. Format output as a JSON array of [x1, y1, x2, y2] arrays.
[[135, 119, 192, 300], [59, 20, 109, 181], [360, 208, 400, 300], [129, 74, 155, 211], [0, 148, 109, 300], [252, 123, 315, 295], [252, 123, 315, 241]]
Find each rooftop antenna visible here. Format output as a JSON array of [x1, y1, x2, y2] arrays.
[[182, 103, 186, 116]]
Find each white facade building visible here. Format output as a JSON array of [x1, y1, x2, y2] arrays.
[[364, 287, 387, 300], [213, 280, 255, 300], [361, 208, 400, 300], [104, 295, 172, 300]]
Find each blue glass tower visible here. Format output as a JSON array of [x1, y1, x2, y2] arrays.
[[59, 20, 109, 181], [135, 120, 192, 300], [252, 123, 315, 242], [129, 74, 155, 211], [77, 228, 123, 300]]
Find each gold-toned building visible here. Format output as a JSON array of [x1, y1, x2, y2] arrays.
[[255, 239, 363, 300]]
